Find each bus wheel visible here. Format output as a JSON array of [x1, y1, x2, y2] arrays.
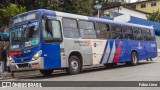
[[40, 69, 53, 76], [66, 56, 81, 75], [131, 52, 138, 66]]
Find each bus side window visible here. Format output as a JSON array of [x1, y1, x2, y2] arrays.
[[150, 29, 155, 41], [95, 22, 110, 39], [142, 29, 151, 41], [79, 20, 96, 39], [111, 24, 122, 32], [43, 19, 62, 43], [123, 26, 134, 40], [112, 32, 123, 39], [133, 28, 142, 40], [110, 24, 123, 39], [63, 18, 79, 38]]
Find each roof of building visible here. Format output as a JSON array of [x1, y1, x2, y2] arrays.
[[125, 0, 159, 5], [122, 4, 151, 14], [130, 16, 160, 36]]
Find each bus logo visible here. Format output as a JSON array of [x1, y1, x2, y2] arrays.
[[137, 42, 142, 49], [94, 43, 97, 47]]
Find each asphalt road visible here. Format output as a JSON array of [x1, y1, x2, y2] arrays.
[[1, 57, 160, 90]]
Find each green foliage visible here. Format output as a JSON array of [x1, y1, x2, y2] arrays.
[[147, 11, 160, 22], [0, 3, 26, 28], [61, 0, 92, 15]]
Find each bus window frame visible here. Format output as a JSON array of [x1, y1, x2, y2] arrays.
[[94, 22, 110, 39], [122, 26, 134, 41], [42, 18, 63, 44], [78, 20, 97, 39], [142, 28, 152, 41], [149, 29, 155, 41], [62, 17, 80, 39], [133, 27, 143, 41], [110, 24, 123, 40]]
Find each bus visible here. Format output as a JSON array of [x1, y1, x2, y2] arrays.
[[9, 9, 157, 75]]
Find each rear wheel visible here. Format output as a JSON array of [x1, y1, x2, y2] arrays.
[[66, 56, 81, 75], [131, 52, 138, 66], [40, 69, 53, 76]]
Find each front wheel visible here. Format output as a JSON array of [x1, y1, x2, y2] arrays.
[[66, 56, 81, 75], [40, 69, 53, 76]]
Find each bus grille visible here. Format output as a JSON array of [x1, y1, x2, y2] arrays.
[[17, 63, 28, 68], [14, 52, 32, 58]]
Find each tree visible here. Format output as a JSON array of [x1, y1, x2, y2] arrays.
[[147, 11, 160, 22], [0, 3, 26, 28], [61, 0, 92, 15]]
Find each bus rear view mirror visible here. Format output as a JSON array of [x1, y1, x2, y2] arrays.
[[45, 19, 53, 37]]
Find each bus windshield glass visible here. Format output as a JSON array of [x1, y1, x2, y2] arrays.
[[10, 12, 39, 51]]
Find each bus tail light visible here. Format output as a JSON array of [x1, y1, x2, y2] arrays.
[[32, 50, 42, 61]]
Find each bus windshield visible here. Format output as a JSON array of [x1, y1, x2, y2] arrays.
[[10, 12, 40, 51], [10, 21, 39, 50]]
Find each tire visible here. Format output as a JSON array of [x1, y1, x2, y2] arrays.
[[40, 69, 53, 76], [66, 55, 81, 75], [131, 52, 138, 66]]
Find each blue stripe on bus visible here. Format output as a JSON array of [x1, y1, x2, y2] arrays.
[[43, 9, 56, 16], [100, 41, 108, 64], [106, 40, 114, 63]]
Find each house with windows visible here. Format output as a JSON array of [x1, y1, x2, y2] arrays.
[[125, 0, 160, 14]]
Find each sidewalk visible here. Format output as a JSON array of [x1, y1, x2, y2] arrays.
[[1, 70, 41, 80]]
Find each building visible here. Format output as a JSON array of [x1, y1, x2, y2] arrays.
[[101, 2, 160, 49], [125, 0, 160, 14]]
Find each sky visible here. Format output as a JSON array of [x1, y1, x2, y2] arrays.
[[131, 0, 137, 2], [129, 0, 138, 3]]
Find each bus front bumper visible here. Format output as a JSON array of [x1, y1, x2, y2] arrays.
[[10, 57, 44, 72]]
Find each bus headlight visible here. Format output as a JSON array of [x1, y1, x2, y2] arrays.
[[9, 56, 15, 63], [32, 50, 42, 61]]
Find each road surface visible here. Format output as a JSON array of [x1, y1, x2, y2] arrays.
[[1, 57, 160, 90]]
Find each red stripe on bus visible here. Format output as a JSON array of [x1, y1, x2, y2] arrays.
[[113, 42, 121, 63]]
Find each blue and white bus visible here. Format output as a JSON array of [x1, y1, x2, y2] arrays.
[[9, 9, 157, 75]]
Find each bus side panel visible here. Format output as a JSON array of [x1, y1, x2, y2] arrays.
[[115, 40, 130, 63], [144, 41, 157, 59], [63, 39, 93, 66], [42, 44, 61, 69]]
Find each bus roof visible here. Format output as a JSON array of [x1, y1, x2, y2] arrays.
[[13, 9, 153, 30]]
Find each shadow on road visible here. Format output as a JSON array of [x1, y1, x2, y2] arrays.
[[15, 61, 155, 80]]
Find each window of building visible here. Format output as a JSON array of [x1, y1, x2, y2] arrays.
[[79, 20, 96, 39], [151, 1, 156, 7], [63, 18, 79, 38], [131, 5, 136, 9], [141, 3, 146, 8], [95, 22, 110, 39]]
